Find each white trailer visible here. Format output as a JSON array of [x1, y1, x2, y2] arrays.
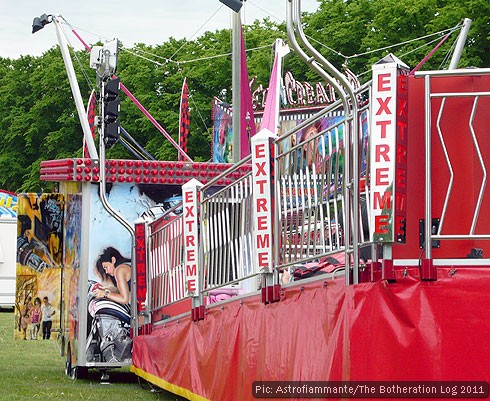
[[0, 216, 17, 308]]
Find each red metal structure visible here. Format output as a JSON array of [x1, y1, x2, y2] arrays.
[[126, 69, 490, 401]]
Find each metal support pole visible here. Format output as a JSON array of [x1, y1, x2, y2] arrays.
[[424, 75, 433, 261], [232, 10, 241, 162], [449, 18, 472, 70], [52, 17, 98, 159], [287, 0, 359, 284]]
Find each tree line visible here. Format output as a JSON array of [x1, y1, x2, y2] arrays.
[[0, 0, 488, 193]]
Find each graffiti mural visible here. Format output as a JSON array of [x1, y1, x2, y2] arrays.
[[15, 193, 63, 340], [63, 193, 82, 359]]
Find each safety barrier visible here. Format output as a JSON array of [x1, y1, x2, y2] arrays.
[[144, 88, 374, 314], [147, 207, 187, 313], [276, 106, 346, 268], [143, 82, 376, 316], [200, 172, 257, 292], [274, 84, 372, 272]]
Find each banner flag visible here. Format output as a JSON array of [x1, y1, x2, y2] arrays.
[[179, 78, 190, 161], [83, 90, 97, 158]]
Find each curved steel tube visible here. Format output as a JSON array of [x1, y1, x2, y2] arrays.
[[98, 97, 137, 331], [286, 0, 360, 283]]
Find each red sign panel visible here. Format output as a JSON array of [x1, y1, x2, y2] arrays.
[[135, 222, 147, 312]]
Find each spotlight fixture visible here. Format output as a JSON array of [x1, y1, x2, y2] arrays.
[[218, 0, 243, 13], [32, 13, 52, 34]]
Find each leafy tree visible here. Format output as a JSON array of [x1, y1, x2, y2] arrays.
[[305, 0, 490, 77], [0, 0, 489, 192]]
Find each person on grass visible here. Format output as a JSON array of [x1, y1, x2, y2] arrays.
[[29, 297, 42, 340], [41, 296, 55, 340]]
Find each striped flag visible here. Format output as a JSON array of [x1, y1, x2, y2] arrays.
[[179, 78, 190, 161], [84, 90, 97, 158]]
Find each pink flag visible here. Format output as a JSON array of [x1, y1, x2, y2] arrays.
[[261, 39, 289, 134], [239, 27, 257, 159], [83, 90, 97, 158]]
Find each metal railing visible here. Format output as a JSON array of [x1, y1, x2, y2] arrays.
[[147, 207, 187, 313], [144, 85, 374, 314], [144, 13, 381, 312], [200, 171, 257, 292], [417, 68, 490, 259], [275, 106, 346, 268], [275, 83, 372, 272]]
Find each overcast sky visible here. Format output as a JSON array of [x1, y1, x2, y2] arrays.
[[1, 0, 320, 59]]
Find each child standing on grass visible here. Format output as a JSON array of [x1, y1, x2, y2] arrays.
[[30, 297, 42, 340]]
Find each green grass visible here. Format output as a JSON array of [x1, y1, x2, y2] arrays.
[[0, 309, 184, 401]]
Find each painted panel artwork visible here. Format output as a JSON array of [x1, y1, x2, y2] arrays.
[[15, 193, 63, 340], [63, 193, 82, 362], [86, 183, 155, 364]]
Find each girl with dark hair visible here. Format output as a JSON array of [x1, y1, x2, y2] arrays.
[[93, 247, 131, 304], [30, 297, 42, 340]]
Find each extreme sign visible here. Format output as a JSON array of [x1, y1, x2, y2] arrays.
[[251, 129, 276, 273], [370, 54, 409, 243], [135, 222, 147, 312], [183, 179, 203, 296]]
